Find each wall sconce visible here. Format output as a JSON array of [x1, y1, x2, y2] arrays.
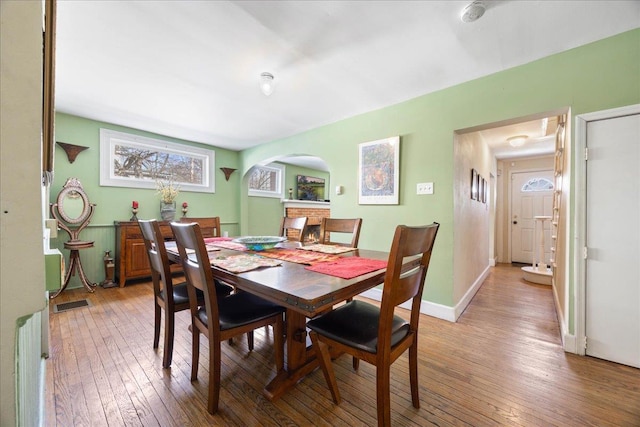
[[260, 72, 275, 96], [507, 135, 528, 147], [220, 167, 237, 181], [56, 141, 89, 163]]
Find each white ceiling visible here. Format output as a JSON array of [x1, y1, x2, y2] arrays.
[[55, 0, 640, 164]]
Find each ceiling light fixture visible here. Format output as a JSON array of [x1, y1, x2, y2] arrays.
[[460, 1, 486, 23], [507, 135, 529, 147], [260, 72, 274, 96]]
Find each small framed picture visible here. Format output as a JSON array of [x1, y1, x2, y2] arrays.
[[471, 168, 478, 200], [358, 136, 400, 205]]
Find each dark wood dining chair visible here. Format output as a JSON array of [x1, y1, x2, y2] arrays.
[[307, 222, 439, 427], [170, 222, 285, 415], [138, 219, 233, 369], [279, 216, 308, 242], [180, 216, 222, 238], [319, 217, 362, 247]]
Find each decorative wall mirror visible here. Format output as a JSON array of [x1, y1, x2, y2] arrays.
[[50, 178, 96, 298]]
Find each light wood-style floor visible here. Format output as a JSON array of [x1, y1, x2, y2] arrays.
[[46, 264, 640, 426]]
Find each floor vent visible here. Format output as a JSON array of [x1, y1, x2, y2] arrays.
[[53, 299, 91, 313]]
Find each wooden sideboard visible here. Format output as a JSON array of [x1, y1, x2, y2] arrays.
[[114, 217, 222, 287]]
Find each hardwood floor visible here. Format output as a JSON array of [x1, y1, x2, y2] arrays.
[[45, 264, 640, 426]]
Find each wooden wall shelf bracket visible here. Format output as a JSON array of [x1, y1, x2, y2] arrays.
[[220, 167, 237, 181], [57, 141, 89, 164]]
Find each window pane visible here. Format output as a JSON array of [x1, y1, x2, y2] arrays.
[[522, 178, 554, 192]]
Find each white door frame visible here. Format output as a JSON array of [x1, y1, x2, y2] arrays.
[[574, 103, 640, 356]]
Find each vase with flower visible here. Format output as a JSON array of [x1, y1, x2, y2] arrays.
[[181, 201, 188, 217], [156, 181, 180, 221]]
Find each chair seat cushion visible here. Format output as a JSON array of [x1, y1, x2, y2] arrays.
[[171, 280, 232, 306], [306, 300, 409, 354], [196, 292, 284, 331]]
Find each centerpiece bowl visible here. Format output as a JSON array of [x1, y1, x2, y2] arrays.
[[233, 236, 287, 251]]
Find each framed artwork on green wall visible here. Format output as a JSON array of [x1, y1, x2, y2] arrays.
[[99, 129, 215, 193], [358, 136, 400, 205]]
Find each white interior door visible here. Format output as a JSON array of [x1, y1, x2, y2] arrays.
[[511, 170, 554, 263], [585, 113, 640, 368]]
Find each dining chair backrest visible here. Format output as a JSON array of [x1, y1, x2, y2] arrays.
[[379, 223, 439, 341], [170, 222, 221, 327], [280, 216, 308, 242], [319, 217, 362, 247], [139, 219, 174, 304], [180, 216, 222, 238]]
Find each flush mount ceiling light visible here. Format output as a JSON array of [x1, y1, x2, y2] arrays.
[[460, 1, 486, 23], [507, 135, 529, 147], [260, 72, 274, 96]]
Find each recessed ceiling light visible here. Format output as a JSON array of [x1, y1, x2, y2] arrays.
[[507, 135, 529, 147], [460, 1, 486, 23]]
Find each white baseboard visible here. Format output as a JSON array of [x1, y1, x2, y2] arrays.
[[360, 287, 457, 322], [489, 257, 497, 267], [551, 280, 578, 354], [359, 265, 491, 323]]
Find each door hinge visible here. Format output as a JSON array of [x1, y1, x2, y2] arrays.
[[583, 246, 588, 259], [585, 147, 589, 161]]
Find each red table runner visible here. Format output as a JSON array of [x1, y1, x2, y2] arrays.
[[304, 257, 388, 279]]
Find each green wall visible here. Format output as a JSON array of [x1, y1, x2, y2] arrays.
[[240, 29, 640, 309], [246, 163, 329, 236], [52, 113, 242, 288]]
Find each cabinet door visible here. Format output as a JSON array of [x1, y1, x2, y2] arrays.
[[126, 240, 151, 276]]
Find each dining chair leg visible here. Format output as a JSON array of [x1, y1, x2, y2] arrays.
[[191, 325, 200, 381], [376, 364, 392, 427], [208, 340, 222, 414], [153, 303, 161, 349], [409, 340, 420, 408], [162, 310, 175, 368], [352, 357, 359, 370], [309, 331, 341, 404], [246, 331, 254, 351]]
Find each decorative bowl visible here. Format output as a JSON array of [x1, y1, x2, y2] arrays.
[[233, 236, 287, 251]]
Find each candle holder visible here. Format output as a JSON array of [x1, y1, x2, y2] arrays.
[[130, 208, 138, 221]]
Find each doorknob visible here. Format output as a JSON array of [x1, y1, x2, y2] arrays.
[[513, 220, 518, 224]]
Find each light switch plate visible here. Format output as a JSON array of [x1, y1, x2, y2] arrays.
[[417, 182, 434, 195]]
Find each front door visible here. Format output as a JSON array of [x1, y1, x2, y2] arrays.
[[510, 170, 554, 264], [585, 112, 640, 368]]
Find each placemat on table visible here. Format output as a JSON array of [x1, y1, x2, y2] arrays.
[[298, 244, 356, 254], [258, 248, 340, 265], [304, 257, 387, 279], [208, 254, 282, 273]]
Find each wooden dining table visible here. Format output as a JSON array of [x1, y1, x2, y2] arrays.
[[166, 240, 418, 400]]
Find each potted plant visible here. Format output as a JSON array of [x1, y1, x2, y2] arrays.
[[156, 181, 180, 221]]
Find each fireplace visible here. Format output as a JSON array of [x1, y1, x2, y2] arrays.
[[283, 200, 330, 244]]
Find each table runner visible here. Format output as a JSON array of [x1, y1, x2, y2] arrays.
[[304, 257, 387, 279], [165, 241, 221, 253], [298, 244, 356, 254], [258, 248, 340, 265], [208, 254, 282, 273]]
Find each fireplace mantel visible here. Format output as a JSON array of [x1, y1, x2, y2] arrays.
[[282, 199, 330, 209]]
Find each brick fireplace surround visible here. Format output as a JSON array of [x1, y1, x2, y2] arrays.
[[283, 200, 330, 243]]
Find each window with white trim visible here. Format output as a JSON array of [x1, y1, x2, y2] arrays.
[[521, 177, 554, 192], [248, 163, 284, 198]]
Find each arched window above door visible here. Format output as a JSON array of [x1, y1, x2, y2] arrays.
[[521, 177, 554, 192]]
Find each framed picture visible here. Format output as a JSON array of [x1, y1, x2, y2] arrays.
[[482, 177, 488, 203], [100, 128, 215, 193], [471, 168, 478, 200], [358, 136, 400, 205], [480, 177, 486, 203]]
